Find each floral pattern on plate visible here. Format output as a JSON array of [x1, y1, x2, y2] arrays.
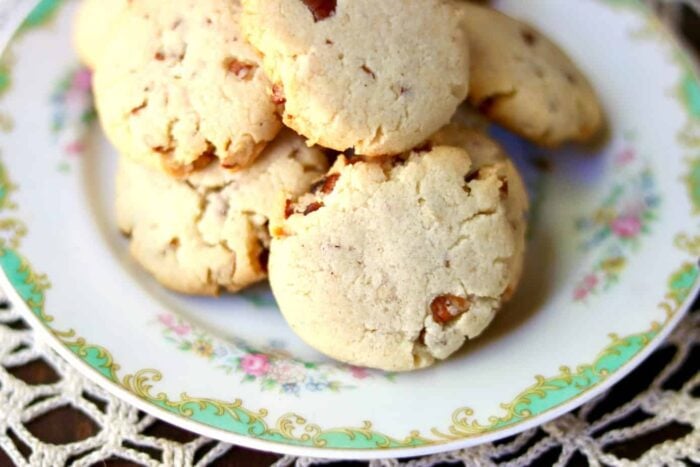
[[157, 312, 394, 395], [573, 137, 660, 302], [49, 66, 95, 172]]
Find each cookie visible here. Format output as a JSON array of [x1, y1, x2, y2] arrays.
[[458, 3, 603, 147], [240, 0, 469, 156], [93, 0, 282, 176], [268, 125, 528, 371], [73, 0, 128, 69], [117, 130, 328, 295]]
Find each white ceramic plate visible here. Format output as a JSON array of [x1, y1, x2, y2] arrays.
[[0, 0, 699, 459]]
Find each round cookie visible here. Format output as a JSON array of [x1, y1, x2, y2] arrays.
[[269, 125, 528, 371], [117, 130, 328, 296], [458, 3, 603, 147], [94, 0, 282, 176], [240, 0, 469, 156], [73, 0, 128, 69]]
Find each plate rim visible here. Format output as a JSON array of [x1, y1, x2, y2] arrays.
[[2, 268, 698, 460], [1, 0, 699, 459]]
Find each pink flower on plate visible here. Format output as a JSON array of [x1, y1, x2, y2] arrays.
[[611, 215, 642, 238], [64, 141, 84, 155], [157, 313, 191, 336], [241, 354, 270, 377], [615, 147, 635, 167], [582, 274, 598, 289], [349, 366, 369, 379], [574, 274, 598, 301], [158, 313, 174, 326], [574, 287, 589, 301], [72, 68, 92, 92], [267, 360, 306, 384]]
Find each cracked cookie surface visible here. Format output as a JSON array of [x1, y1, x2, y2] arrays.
[[269, 125, 528, 371], [117, 130, 328, 296], [93, 0, 282, 176], [240, 0, 469, 156], [458, 3, 603, 147]]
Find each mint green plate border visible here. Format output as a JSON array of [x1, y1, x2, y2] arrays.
[[0, 0, 699, 459]]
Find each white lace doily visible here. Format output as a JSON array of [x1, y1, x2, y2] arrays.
[[0, 290, 697, 466]]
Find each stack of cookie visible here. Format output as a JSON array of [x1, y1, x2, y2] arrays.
[[74, 0, 603, 371]]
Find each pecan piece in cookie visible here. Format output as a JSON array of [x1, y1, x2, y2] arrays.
[[303, 201, 324, 215], [284, 199, 295, 219], [285, 197, 325, 217], [360, 64, 376, 79], [160, 151, 216, 179], [430, 295, 471, 324], [227, 58, 257, 81], [310, 173, 340, 195], [272, 84, 286, 105], [301, 0, 337, 22]]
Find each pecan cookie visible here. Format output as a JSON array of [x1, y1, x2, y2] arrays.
[[73, 0, 128, 69], [117, 130, 328, 296], [458, 3, 604, 147], [93, 0, 282, 176], [240, 0, 469, 156], [269, 125, 528, 371]]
